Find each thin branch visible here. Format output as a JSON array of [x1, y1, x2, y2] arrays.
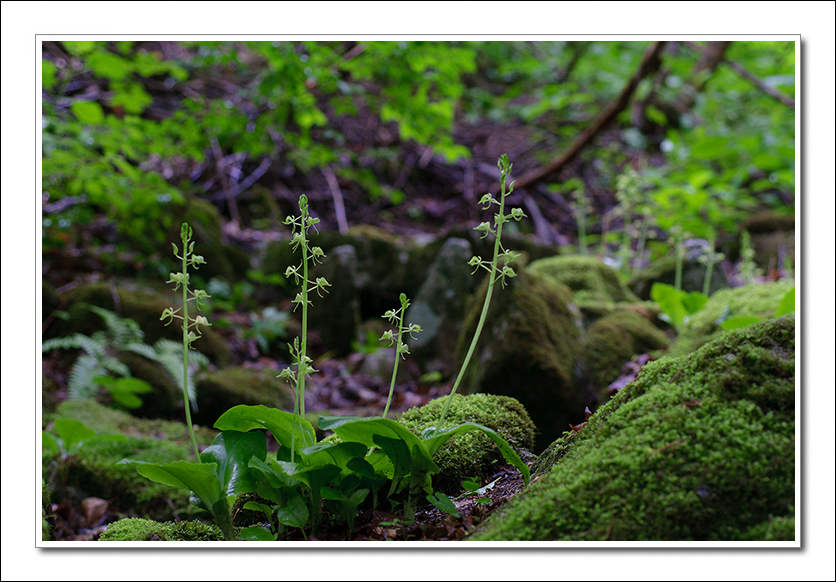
[[322, 166, 349, 234], [511, 41, 667, 192]]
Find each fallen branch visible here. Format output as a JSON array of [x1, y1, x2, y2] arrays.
[[322, 166, 349, 234], [511, 41, 667, 192]]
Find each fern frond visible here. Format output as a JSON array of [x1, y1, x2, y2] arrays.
[[67, 354, 106, 400], [152, 339, 208, 412], [87, 305, 145, 349], [100, 356, 130, 378], [123, 342, 157, 360], [42, 333, 107, 360]]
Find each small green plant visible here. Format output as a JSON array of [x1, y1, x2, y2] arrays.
[[436, 153, 525, 431], [276, 194, 331, 461], [43, 418, 126, 498], [738, 230, 762, 285], [651, 282, 708, 329], [379, 293, 422, 418], [698, 230, 725, 296], [669, 225, 688, 292], [160, 222, 212, 460], [564, 178, 590, 255], [246, 307, 291, 354], [615, 167, 642, 272]]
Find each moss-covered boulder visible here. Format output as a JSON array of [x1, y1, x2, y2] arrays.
[[578, 309, 670, 404], [405, 237, 478, 374], [193, 367, 295, 427], [471, 315, 795, 541], [397, 394, 537, 495], [528, 254, 637, 305], [99, 518, 224, 541], [669, 281, 795, 356], [455, 268, 584, 451], [628, 242, 729, 301], [43, 400, 216, 519], [44, 281, 231, 367]]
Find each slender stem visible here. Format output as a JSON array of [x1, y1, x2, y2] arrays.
[[181, 251, 200, 461], [299, 236, 308, 420], [703, 258, 714, 296], [382, 318, 405, 419], [674, 243, 683, 292], [437, 180, 508, 430]]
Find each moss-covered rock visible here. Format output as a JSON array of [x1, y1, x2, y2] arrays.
[[455, 268, 584, 451], [578, 309, 670, 403], [628, 242, 729, 301], [43, 400, 216, 519], [405, 237, 478, 374], [44, 281, 231, 367], [471, 315, 795, 541], [193, 367, 294, 427], [397, 394, 537, 495], [99, 518, 224, 541], [669, 281, 795, 356], [528, 254, 638, 306]]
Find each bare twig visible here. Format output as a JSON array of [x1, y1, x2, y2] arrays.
[[511, 41, 667, 192], [523, 194, 566, 246], [322, 166, 349, 234]]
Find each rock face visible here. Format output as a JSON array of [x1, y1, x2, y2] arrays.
[[470, 315, 795, 541], [309, 244, 362, 355], [405, 237, 477, 374], [397, 393, 537, 495], [454, 268, 585, 451], [669, 280, 795, 357]]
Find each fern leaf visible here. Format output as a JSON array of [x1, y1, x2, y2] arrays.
[[87, 305, 145, 349], [67, 354, 106, 400]]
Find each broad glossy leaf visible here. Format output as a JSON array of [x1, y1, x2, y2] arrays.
[[300, 441, 368, 471], [372, 434, 412, 486], [651, 283, 687, 328], [125, 460, 223, 510], [42, 431, 60, 455], [200, 430, 267, 497], [681, 291, 709, 315], [319, 415, 423, 449], [214, 405, 315, 451], [275, 495, 308, 528], [422, 422, 530, 485], [239, 526, 277, 541]]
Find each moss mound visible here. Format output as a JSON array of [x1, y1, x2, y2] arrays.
[[669, 281, 794, 356], [455, 268, 584, 450], [528, 255, 637, 305], [44, 400, 216, 519], [579, 309, 670, 402], [99, 518, 223, 541], [471, 315, 795, 541], [398, 394, 537, 495], [193, 367, 295, 427]]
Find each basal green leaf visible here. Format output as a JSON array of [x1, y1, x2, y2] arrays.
[[239, 526, 277, 541], [275, 495, 308, 529], [54, 418, 96, 453], [125, 460, 223, 510], [651, 282, 687, 328], [215, 405, 315, 452], [200, 430, 267, 497], [71, 100, 104, 125], [42, 431, 60, 455], [681, 291, 709, 315]]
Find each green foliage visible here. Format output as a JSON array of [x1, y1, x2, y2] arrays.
[[651, 283, 709, 329], [245, 307, 291, 354], [42, 305, 207, 409], [720, 287, 795, 330]]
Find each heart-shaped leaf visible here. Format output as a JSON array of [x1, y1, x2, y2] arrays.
[[200, 430, 267, 497], [215, 405, 315, 452]]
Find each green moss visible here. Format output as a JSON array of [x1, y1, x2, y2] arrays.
[[669, 281, 795, 356], [44, 281, 231, 366], [99, 518, 224, 541], [528, 255, 637, 306], [579, 309, 670, 401], [470, 316, 794, 541], [42, 479, 52, 541], [455, 269, 584, 450], [398, 394, 536, 495], [44, 400, 216, 519], [193, 367, 294, 427]]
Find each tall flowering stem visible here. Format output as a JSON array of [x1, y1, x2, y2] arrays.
[[436, 154, 526, 432], [278, 195, 330, 460], [160, 223, 211, 461], [380, 293, 422, 419]]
